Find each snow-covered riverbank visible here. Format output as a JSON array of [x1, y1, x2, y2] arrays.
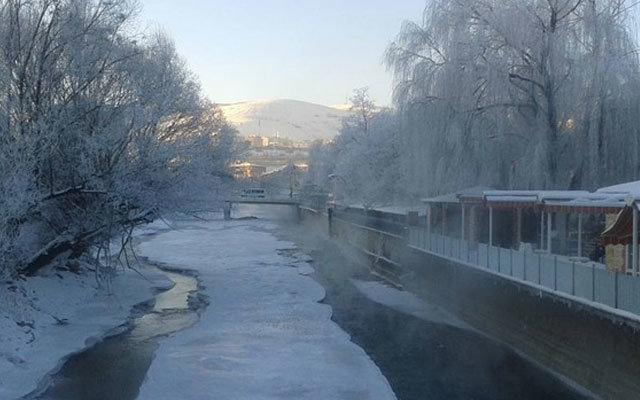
[[0, 265, 169, 399], [137, 217, 397, 400]]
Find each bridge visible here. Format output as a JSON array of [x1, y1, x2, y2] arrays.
[[223, 196, 301, 220]]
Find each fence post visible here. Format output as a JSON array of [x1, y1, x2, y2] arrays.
[[486, 244, 490, 269], [538, 253, 542, 285], [592, 263, 596, 301], [423, 227, 427, 250], [524, 251, 527, 281], [453, 238, 455, 258], [553, 256, 557, 291], [510, 248, 514, 277], [572, 262, 576, 296], [615, 272, 619, 309], [467, 240, 470, 263], [498, 246, 501, 273], [426, 230, 429, 251]]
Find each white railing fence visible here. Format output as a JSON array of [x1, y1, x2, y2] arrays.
[[407, 227, 640, 316]]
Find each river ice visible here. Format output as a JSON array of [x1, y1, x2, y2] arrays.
[[136, 217, 397, 400], [351, 279, 472, 331]]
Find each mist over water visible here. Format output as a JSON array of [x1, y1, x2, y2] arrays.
[[235, 205, 589, 400]]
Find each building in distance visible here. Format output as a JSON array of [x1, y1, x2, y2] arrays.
[[229, 162, 267, 179], [246, 135, 270, 148]]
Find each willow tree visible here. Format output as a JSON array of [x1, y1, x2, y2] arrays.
[[386, 0, 640, 195]]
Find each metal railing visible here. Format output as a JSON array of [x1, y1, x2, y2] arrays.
[[407, 227, 640, 316]]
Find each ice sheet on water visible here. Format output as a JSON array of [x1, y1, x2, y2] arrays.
[[352, 279, 472, 331], [136, 218, 397, 400]]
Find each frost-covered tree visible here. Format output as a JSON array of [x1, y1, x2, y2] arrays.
[[0, 0, 238, 277], [386, 0, 640, 193], [348, 87, 377, 137], [307, 89, 403, 206], [308, 0, 640, 206]]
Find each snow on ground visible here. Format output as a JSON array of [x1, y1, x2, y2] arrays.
[[351, 279, 471, 331], [0, 266, 169, 399], [136, 218, 397, 400]]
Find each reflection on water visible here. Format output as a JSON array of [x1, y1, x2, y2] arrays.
[[129, 271, 199, 341], [31, 269, 200, 400]]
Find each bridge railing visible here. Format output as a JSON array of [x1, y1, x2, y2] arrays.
[[407, 226, 640, 316]]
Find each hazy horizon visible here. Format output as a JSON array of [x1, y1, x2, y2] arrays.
[[139, 0, 426, 107]]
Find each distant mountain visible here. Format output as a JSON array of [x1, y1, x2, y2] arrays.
[[219, 99, 350, 142]]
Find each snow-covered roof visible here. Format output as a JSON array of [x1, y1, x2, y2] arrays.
[[484, 190, 590, 204], [543, 193, 627, 209], [421, 180, 640, 210], [422, 186, 492, 204], [421, 192, 460, 204], [597, 180, 640, 198], [456, 186, 493, 200]]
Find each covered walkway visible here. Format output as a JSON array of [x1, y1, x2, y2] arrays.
[[405, 181, 640, 317]]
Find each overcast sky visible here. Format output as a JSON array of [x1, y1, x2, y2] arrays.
[[139, 0, 426, 107]]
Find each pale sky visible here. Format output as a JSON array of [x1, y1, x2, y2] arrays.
[[139, 0, 426, 107]]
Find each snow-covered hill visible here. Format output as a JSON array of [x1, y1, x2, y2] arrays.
[[219, 99, 349, 142]]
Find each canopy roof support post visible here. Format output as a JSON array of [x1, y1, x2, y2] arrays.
[[489, 206, 494, 247], [577, 213, 583, 258], [633, 207, 638, 275], [547, 211, 552, 254]]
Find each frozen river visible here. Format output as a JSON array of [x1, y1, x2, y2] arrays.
[[28, 207, 591, 400]]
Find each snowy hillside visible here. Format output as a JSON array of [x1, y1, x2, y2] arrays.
[[219, 99, 350, 142]]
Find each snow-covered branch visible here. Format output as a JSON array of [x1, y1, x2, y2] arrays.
[[0, 0, 240, 277]]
